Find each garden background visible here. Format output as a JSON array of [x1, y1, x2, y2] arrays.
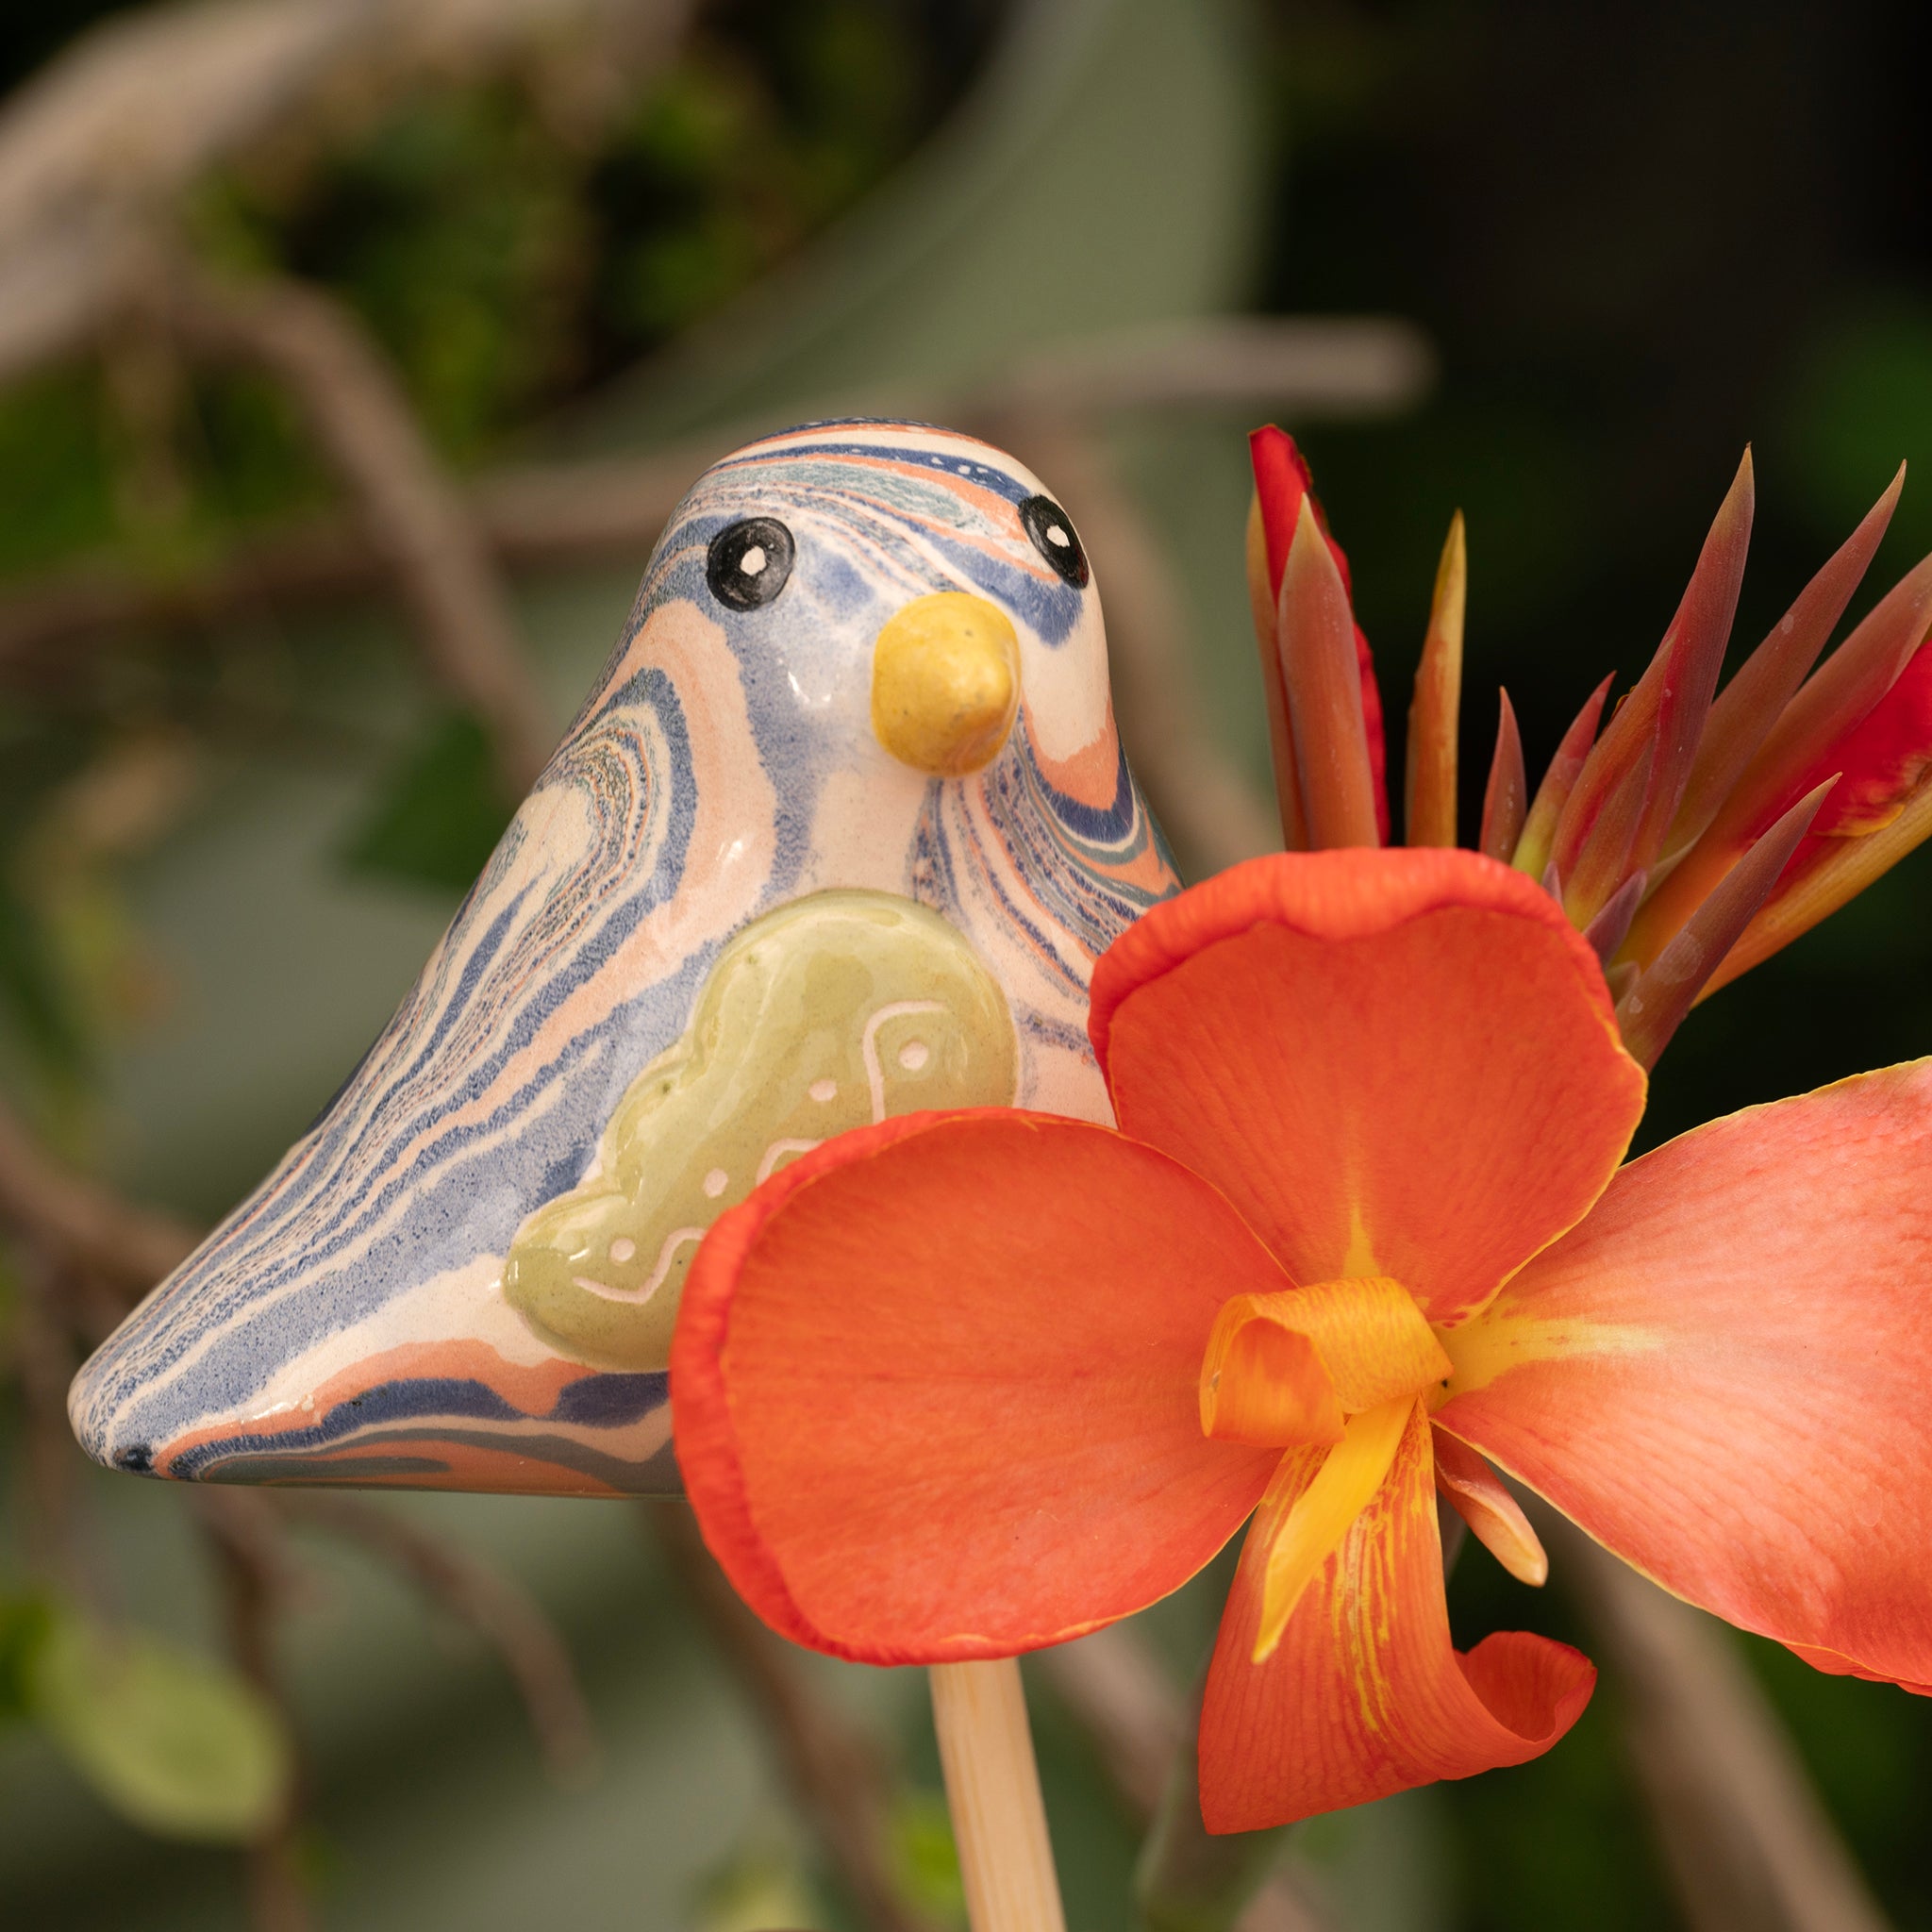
[[1, 3, 1927, 1928]]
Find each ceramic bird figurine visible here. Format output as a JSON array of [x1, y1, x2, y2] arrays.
[[68, 420, 1180, 1495]]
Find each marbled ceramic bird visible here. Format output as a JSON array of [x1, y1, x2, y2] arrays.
[[69, 421, 1179, 1495]]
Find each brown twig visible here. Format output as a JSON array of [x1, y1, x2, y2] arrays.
[[160, 260, 554, 795], [1527, 1496, 1893, 1932], [989, 317, 1433, 425], [1038, 1627, 1331, 1932], [0, 0, 701, 385], [0, 1090, 199, 1299], [275, 1491, 596, 1785], [0, 315, 1433, 683], [198, 1491, 313, 1932], [8, 1242, 92, 1592], [1036, 1624, 1186, 1825], [642, 1499, 940, 1932]]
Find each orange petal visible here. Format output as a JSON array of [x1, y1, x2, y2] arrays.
[[1431, 1425, 1548, 1586], [1198, 1398, 1595, 1830], [1437, 1058, 1932, 1690], [671, 1109, 1283, 1663], [1253, 1394, 1412, 1660], [1784, 1641, 1932, 1697], [1200, 1276, 1447, 1447], [1200, 1296, 1345, 1447], [1090, 849, 1647, 1326], [1285, 1275, 1453, 1409]]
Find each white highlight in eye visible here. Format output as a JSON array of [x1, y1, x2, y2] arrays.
[[702, 1167, 729, 1198], [1046, 525, 1070, 547], [740, 544, 768, 576], [898, 1040, 930, 1072], [608, 1237, 637, 1263], [808, 1076, 839, 1103]]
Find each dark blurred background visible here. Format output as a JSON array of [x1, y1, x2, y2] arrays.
[[1, 3, 1928, 1929]]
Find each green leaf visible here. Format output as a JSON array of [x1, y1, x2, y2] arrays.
[[891, 1787, 967, 1923], [27, 1612, 293, 1842], [339, 709, 513, 892], [0, 1592, 54, 1722]]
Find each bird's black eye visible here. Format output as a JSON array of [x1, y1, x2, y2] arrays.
[[1019, 496, 1090, 588], [707, 517, 795, 610]]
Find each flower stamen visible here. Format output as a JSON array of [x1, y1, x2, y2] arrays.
[[1255, 1395, 1414, 1661]]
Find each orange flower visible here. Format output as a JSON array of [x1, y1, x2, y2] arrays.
[[672, 844, 1932, 1827], [670, 432, 1932, 1832]]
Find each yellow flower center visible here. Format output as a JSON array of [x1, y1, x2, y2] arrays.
[[1199, 1276, 1452, 1661]]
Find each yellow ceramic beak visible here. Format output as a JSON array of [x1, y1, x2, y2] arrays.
[[871, 591, 1021, 776]]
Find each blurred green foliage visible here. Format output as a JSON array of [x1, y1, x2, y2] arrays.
[[888, 1788, 968, 1922], [6, 0, 1932, 1925], [0, 0, 994, 1099], [0, 1591, 292, 1842], [27, 1608, 293, 1842], [340, 712, 508, 892], [190, 0, 970, 462], [1, 2, 978, 587]]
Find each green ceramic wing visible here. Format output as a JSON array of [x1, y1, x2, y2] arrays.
[[502, 889, 1017, 1370]]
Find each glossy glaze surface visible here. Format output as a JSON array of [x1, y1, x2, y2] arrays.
[[69, 420, 1179, 1495]]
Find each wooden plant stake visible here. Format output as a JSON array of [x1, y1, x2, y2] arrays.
[[929, 1659, 1067, 1932]]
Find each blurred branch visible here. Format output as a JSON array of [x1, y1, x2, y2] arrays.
[[0, 315, 1424, 852], [1037, 1623, 1187, 1823], [160, 260, 554, 794], [0, 448, 707, 669], [0, 0, 699, 385], [8, 1245, 91, 1592], [1527, 1495, 1893, 1932], [1038, 1627, 1330, 1932], [198, 1491, 313, 1932], [642, 1499, 941, 1932], [0, 1090, 198, 1300], [991, 316, 1433, 423], [275, 1491, 596, 1786]]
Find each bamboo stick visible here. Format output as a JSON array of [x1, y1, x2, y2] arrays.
[[929, 1659, 1067, 1932]]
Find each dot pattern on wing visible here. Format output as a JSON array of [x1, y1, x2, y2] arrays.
[[503, 891, 1016, 1371]]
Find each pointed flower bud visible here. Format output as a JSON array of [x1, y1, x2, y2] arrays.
[[1249, 427, 1391, 843]]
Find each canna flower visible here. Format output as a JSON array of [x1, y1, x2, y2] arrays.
[[669, 428, 1932, 1830]]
